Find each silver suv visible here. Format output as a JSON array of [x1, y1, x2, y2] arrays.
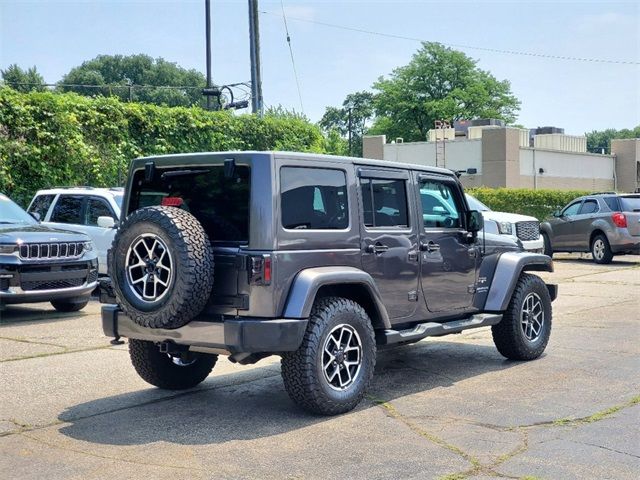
[[541, 193, 640, 264], [102, 151, 557, 415]]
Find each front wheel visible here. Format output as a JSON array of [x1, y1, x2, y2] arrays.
[[51, 299, 89, 312], [281, 297, 376, 415], [129, 339, 217, 390], [591, 234, 613, 264], [492, 273, 552, 360]]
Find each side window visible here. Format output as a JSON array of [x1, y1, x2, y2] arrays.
[[562, 202, 582, 216], [50, 195, 83, 224], [281, 167, 348, 230], [603, 197, 620, 211], [360, 178, 409, 228], [419, 179, 462, 228], [85, 198, 114, 226], [28, 194, 55, 219], [578, 199, 599, 215]]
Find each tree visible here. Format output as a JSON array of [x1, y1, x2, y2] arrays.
[[1, 64, 46, 92], [319, 91, 374, 156], [370, 42, 520, 142], [585, 127, 640, 154], [58, 54, 207, 107]]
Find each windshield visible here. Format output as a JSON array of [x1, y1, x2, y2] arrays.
[[112, 193, 124, 209], [620, 196, 640, 212], [465, 194, 491, 212], [0, 194, 37, 225]]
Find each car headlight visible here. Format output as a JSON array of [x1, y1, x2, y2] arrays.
[[0, 244, 17, 254], [83, 241, 94, 252], [497, 221, 513, 235]]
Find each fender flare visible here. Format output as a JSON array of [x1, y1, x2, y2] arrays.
[[282, 266, 391, 329], [484, 252, 555, 312]]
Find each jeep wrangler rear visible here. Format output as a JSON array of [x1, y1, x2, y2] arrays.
[[102, 151, 557, 415]]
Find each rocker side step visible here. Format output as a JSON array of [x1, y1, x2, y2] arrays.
[[376, 313, 503, 346]]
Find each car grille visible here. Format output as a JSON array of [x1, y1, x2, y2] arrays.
[[19, 242, 85, 260], [21, 278, 85, 291], [516, 221, 540, 241]]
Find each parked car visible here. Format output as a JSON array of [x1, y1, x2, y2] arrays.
[[101, 151, 557, 415], [28, 187, 123, 275], [541, 192, 640, 264], [464, 194, 543, 252], [0, 193, 99, 311]]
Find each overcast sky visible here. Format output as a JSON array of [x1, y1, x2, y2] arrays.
[[1, 0, 638, 135]]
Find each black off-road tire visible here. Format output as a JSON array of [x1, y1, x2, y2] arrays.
[[129, 339, 217, 390], [108, 206, 213, 329], [281, 297, 376, 416], [542, 232, 553, 258], [492, 273, 552, 361], [50, 299, 89, 312], [591, 233, 613, 264]]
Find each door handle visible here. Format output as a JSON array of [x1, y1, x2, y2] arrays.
[[365, 243, 389, 254], [420, 241, 440, 253]]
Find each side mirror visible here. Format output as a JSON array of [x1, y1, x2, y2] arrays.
[[30, 212, 41, 222], [467, 210, 484, 232], [97, 216, 116, 228], [552, 210, 562, 218]]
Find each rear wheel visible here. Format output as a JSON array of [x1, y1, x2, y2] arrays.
[[281, 297, 376, 415], [129, 339, 217, 390], [591, 234, 613, 264], [492, 273, 552, 360]]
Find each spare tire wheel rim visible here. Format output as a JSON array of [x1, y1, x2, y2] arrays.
[[126, 233, 174, 303]]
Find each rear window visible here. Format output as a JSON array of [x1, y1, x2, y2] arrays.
[[129, 165, 251, 243], [603, 197, 620, 211], [620, 196, 640, 212]]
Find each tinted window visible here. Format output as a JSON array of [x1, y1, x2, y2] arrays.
[[281, 167, 348, 230], [420, 180, 462, 228], [579, 200, 599, 215], [620, 196, 640, 212], [129, 165, 251, 243], [50, 195, 83, 223], [0, 194, 36, 225], [360, 178, 409, 228], [603, 197, 620, 211], [465, 194, 491, 212], [562, 202, 581, 216], [85, 198, 114, 226], [28, 194, 55, 220]]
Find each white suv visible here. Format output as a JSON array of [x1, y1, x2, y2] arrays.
[[465, 194, 543, 252], [28, 187, 123, 275]]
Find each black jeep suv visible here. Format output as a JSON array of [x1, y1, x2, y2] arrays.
[[102, 152, 557, 415], [0, 193, 98, 312]]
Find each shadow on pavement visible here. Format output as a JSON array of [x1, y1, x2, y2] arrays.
[[58, 339, 522, 446], [0, 303, 90, 326]]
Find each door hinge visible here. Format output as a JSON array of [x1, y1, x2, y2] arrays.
[[467, 285, 476, 294], [408, 250, 418, 261], [408, 291, 418, 302]]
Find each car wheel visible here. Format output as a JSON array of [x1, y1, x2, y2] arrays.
[[591, 234, 613, 264], [281, 297, 376, 415], [542, 233, 553, 258], [108, 206, 214, 329], [492, 273, 552, 361], [50, 299, 89, 312], [129, 339, 217, 390]]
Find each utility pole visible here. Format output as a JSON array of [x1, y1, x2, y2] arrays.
[[248, 0, 263, 116], [347, 107, 353, 156], [205, 0, 213, 110]]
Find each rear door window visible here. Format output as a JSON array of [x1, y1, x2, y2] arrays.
[[603, 197, 620, 211], [85, 198, 114, 226], [50, 195, 83, 224], [578, 199, 599, 215], [360, 178, 409, 228], [281, 167, 348, 230], [28, 194, 55, 220]]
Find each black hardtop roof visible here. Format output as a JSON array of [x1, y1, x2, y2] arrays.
[[132, 151, 456, 177]]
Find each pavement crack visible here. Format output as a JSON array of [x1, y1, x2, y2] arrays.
[[0, 335, 68, 349], [0, 344, 115, 363], [570, 440, 640, 459]]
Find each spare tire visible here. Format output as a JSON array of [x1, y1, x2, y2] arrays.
[[108, 206, 214, 329]]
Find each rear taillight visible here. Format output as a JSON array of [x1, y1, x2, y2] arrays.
[[249, 254, 271, 285], [161, 197, 183, 207], [612, 212, 627, 228]]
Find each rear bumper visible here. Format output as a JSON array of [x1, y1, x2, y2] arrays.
[[101, 305, 308, 355], [608, 229, 640, 254]]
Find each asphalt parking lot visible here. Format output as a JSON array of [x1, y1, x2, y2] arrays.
[[1, 254, 638, 480]]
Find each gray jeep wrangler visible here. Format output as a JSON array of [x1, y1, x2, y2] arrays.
[[102, 151, 557, 415]]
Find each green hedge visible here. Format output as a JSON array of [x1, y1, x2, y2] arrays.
[[0, 88, 325, 206], [466, 187, 590, 220]]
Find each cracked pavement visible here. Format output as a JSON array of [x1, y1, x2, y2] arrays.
[[1, 254, 638, 479]]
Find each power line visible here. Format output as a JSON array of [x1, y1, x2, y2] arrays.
[[280, 1, 304, 114], [260, 10, 640, 66]]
